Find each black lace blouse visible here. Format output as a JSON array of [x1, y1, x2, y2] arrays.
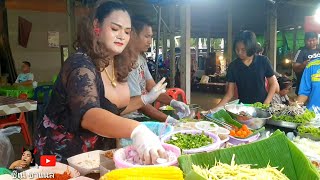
[[35, 52, 125, 163]]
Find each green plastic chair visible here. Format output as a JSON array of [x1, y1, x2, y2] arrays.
[[52, 75, 58, 83]]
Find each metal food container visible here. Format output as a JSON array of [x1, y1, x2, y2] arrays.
[[266, 119, 300, 129], [225, 104, 271, 130]]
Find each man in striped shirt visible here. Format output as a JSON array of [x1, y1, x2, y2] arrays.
[[293, 32, 320, 95]]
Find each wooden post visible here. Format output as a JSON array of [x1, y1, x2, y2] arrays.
[[155, 5, 161, 82], [180, 3, 191, 103], [227, 0, 233, 64], [292, 27, 298, 56], [195, 38, 199, 69], [267, 3, 277, 71], [169, 5, 176, 88], [206, 36, 210, 57], [67, 0, 76, 54], [163, 28, 168, 69], [292, 27, 298, 78]]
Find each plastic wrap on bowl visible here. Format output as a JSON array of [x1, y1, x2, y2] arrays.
[[228, 133, 260, 145], [67, 150, 102, 176], [113, 143, 181, 169], [161, 130, 221, 154]]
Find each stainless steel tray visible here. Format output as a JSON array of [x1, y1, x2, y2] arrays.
[[266, 119, 300, 129]]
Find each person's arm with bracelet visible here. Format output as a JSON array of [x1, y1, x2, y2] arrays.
[[263, 57, 278, 104], [264, 75, 278, 104]]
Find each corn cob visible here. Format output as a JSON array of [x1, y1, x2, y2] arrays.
[[100, 166, 184, 180]]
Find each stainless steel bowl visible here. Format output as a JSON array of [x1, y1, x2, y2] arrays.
[[224, 104, 271, 130]]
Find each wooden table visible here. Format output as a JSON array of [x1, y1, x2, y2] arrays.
[[0, 96, 37, 145], [0, 96, 37, 116], [198, 82, 227, 94]]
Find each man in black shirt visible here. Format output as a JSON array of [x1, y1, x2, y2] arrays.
[[293, 32, 320, 95]]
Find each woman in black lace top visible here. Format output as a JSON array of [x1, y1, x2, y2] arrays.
[[35, 0, 167, 165]]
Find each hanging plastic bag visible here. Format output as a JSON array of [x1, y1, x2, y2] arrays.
[[0, 126, 21, 168]]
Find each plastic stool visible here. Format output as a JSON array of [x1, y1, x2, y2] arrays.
[[155, 88, 187, 109]]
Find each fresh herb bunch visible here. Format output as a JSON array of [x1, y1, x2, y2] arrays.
[[251, 102, 270, 109], [166, 132, 213, 150], [298, 125, 320, 138], [272, 109, 315, 123]]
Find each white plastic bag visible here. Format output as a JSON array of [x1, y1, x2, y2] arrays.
[[0, 126, 21, 167]]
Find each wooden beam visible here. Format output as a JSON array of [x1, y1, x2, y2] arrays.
[[162, 27, 168, 71], [206, 36, 210, 57], [169, 5, 176, 88], [180, 3, 191, 103], [267, 3, 277, 71], [6, 0, 66, 12], [195, 38, 199, 70], [67, 0, 76, 54], [155, 5, 161, 82], [226, 0, 233, 64]]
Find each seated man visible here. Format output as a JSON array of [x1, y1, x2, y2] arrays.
[[126, 15, 190, 123], [15, 61, 34, 85]]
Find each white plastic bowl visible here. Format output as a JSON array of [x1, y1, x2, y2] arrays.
[[113, 143, 181, 169], [195, 121, 219, 132], [67, 150, 102, 175], [22, 162, 80, 180]]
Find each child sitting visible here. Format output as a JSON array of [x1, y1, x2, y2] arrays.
[[271, 76, 292, 105], [15, 61, 34, 85]]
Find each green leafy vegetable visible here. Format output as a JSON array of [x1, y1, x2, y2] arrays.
[[251, 102, 270, 109], [272, 109, 315, 123], [165, 106, 174, 110], [166, 132, 213, 149], [298, 125, 320, 138]]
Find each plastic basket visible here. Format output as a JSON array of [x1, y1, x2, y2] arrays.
[[114, 143, 181, 169], [119, 122, 174, 147], [161, 130, 221, 154]]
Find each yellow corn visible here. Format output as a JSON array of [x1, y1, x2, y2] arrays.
[[100, 166, 184, 180]]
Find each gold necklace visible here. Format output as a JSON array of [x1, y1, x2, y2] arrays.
[[104, 62, 117, 87]]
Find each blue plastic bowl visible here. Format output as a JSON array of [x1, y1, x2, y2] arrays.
[[119, 121, 174, 147]]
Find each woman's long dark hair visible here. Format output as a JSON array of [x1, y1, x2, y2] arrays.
[[75, 0, 139, 82]]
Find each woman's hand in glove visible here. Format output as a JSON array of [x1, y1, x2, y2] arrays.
[[170, 100, 191, 118], [131, 124, 167, 165], [141, 78, 167, 105], [166, 115, 179, 125]]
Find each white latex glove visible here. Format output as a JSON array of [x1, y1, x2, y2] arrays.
[[166, 115, 179, 125], [170, 99, 191, 119], [131, 124, 167, 165], [141, 78, 167, 105]]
